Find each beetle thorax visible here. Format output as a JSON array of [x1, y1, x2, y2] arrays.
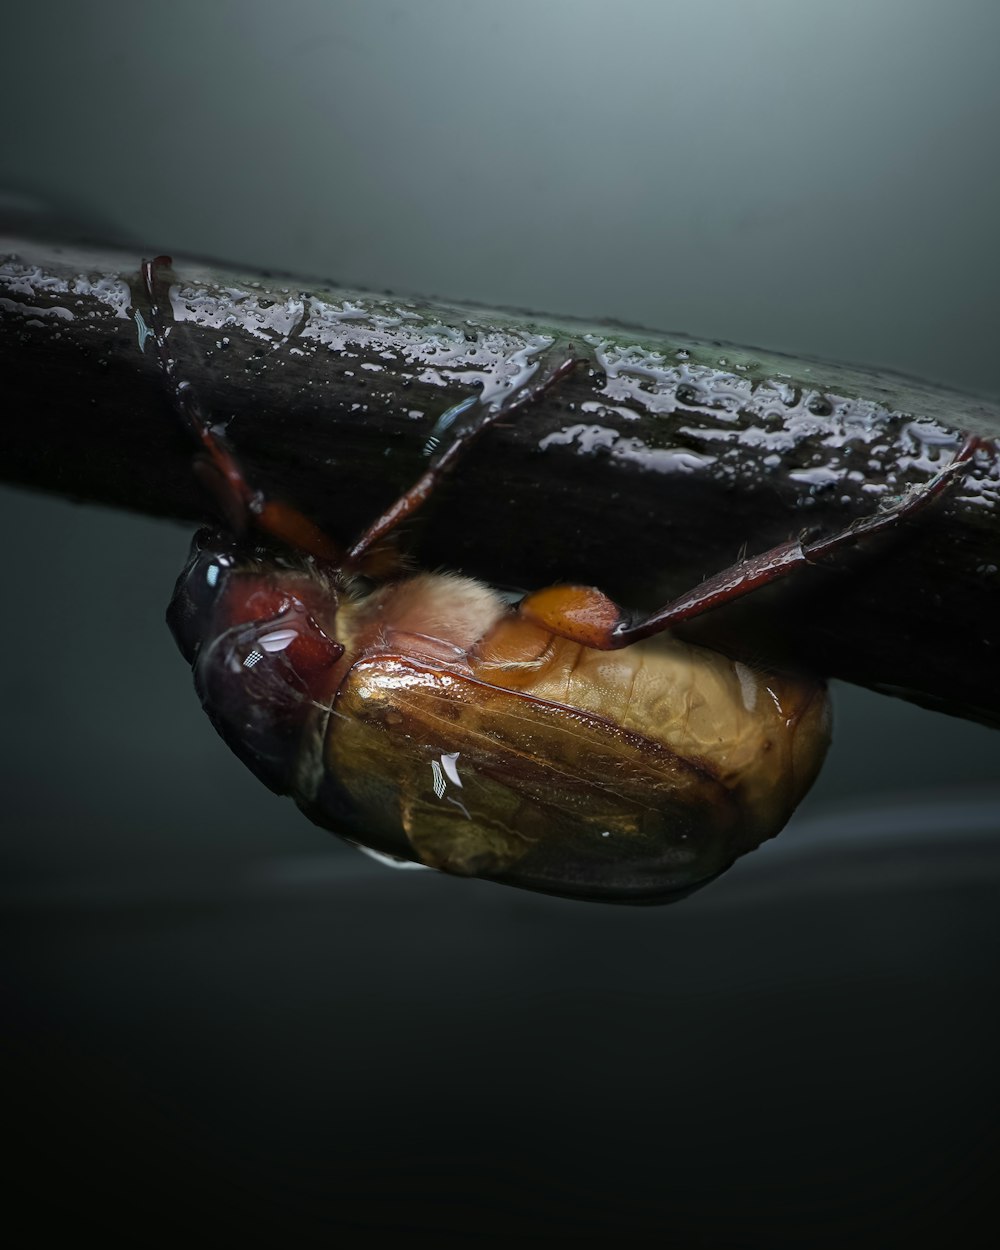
[[344, 572, 508, 660]]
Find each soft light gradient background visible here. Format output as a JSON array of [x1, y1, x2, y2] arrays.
[[2, 2, 998, 1241]]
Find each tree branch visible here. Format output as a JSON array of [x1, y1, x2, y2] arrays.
[[3, 233, 999, 726]]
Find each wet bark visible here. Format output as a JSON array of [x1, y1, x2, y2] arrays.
[[2, 233, 999, 726]]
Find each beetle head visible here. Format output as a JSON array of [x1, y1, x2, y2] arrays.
[[169, 529, 345, 794]]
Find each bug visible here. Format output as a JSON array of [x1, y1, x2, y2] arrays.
[[141, 257, 987, 904]]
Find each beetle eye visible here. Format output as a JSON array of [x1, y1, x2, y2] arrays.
[[168, 531, 236, 664]]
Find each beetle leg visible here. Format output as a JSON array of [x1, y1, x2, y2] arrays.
[[141, 256, 340, 561], [346, 351, 582, 568], [521, 434, 991, 649]]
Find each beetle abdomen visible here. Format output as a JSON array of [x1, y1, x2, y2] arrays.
[[474, 622, 830, 850], [306, 633, 828, 901]]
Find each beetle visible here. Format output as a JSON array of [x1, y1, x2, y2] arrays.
[[141, 257, 987, 904]]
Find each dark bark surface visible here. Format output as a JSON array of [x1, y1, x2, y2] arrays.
[[3, 234, 999, 725]]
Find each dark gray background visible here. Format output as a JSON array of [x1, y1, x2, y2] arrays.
[[2, 2, 998, 1241]]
